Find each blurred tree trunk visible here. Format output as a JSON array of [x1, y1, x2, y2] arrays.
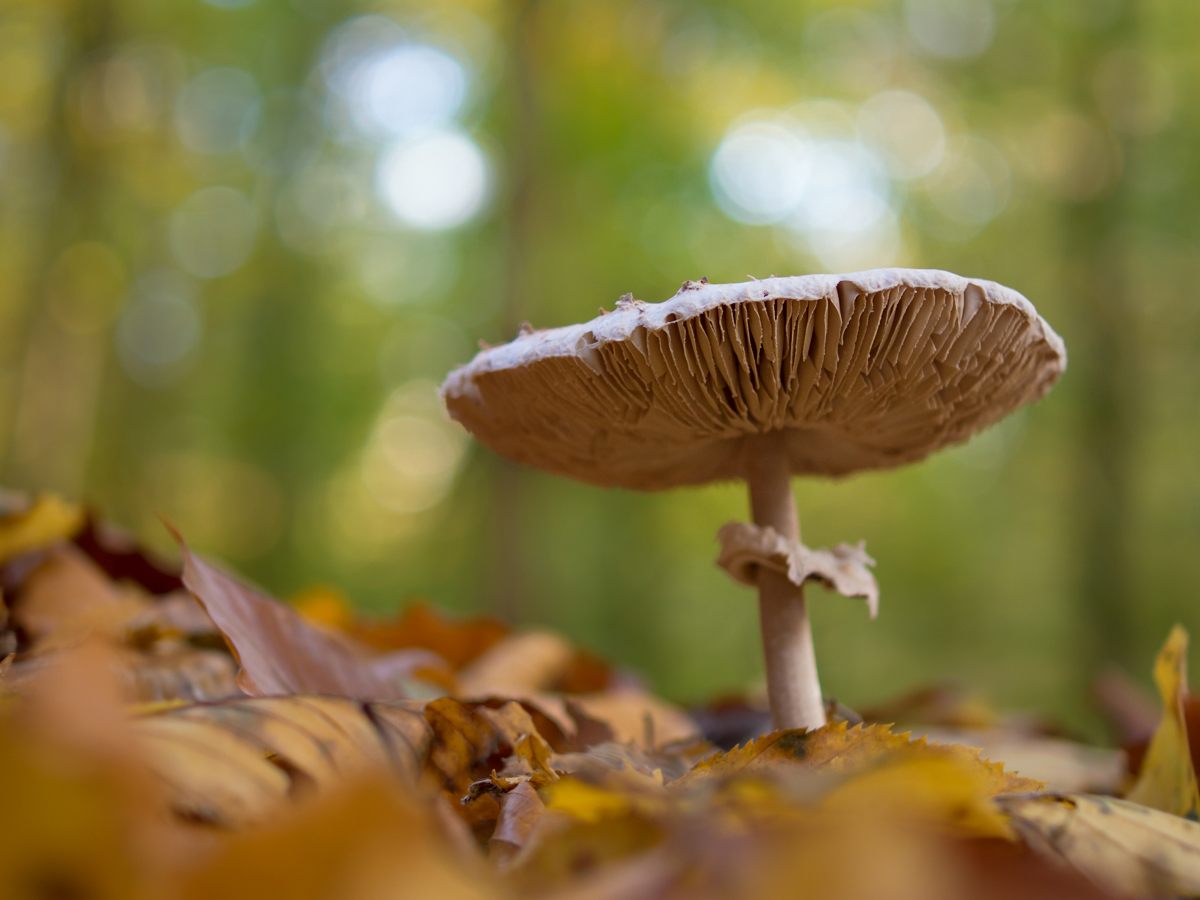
[[491, 0, 542, 623], [2, 0, 114, 497], [1064, 4, 1141, 674]]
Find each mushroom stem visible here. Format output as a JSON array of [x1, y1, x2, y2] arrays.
[[745, 431, 827, 732]]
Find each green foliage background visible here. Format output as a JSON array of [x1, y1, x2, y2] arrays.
[[1, 0, 1196, 733]]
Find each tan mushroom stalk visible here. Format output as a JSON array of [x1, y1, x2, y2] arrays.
[[745, 429, 823, 729], [442, 270, 1066, 732]]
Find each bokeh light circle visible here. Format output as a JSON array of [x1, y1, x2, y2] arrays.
[[362, 44, 466, 136], [858, 90, 946, 179], [375, 130, 488, 230], [709, 119, 811, 225], [904, 0, 995, 60], [170, 186, 258, 278], [116, 269, 202, 388], [174, 67, 260, 155]]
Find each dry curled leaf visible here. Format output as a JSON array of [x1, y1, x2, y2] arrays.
[[1125, 624, 1200, 818], [490, 781, 546, 868], [174, 530, 404, 701]]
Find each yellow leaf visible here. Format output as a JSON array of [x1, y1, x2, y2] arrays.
[[545, 778, 636, 823], [819, 753, 1016, 839], [177, 779, 501, 900], [676, 723, 910, 788], [1126, 624, 1200, 818], [0, 728, 153, 900], [0, 493, 84, 565], [998, 792, 1200, 898], [674, 721, 1042, 795]]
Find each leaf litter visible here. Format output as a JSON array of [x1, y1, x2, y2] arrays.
[[0, 492, 1196, 898]]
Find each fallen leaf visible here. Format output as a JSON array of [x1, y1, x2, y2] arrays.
[[425, 698, 501, 783], [11, 544, 147, 652], [477, 699, 542, 746], [555, 647, 614, 693], [914, 727, 1126, 794], [295, 589, 509, 670], [674, 722, 1043, 795], [999, 792, 1200, 898], [122, 645, 239, 703], [352, 600, 509, 669], [458, 630, 576, 695], [490, 781, 546, 867], [570, 689, 699, 750], [177, 778, 501, 900], [128, 590, 220, 639], [0, 492, 84, 566], [136, 711, 293, 827], [818, 752, 1017, 839], [0, 725, 154, 900], [1125, 624, 1200, 818], [136, 695, 432, 828], [174, 529, 404, 700]]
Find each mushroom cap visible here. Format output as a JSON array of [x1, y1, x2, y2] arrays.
[[441, 269, 1066, 491]]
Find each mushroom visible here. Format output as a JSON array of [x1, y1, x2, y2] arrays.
[[441, 270, 1066, 732]]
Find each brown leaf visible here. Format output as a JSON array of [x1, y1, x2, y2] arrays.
[[174, 530, 404, 700], [570, 689, 699, 750], [457, 630, 576, 695], [477, 700, 541, 746], [11, 544, 146, 652], [556, 648, 614, 693], [425, 696, 503, 796], [490, 781, 546, 868]]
